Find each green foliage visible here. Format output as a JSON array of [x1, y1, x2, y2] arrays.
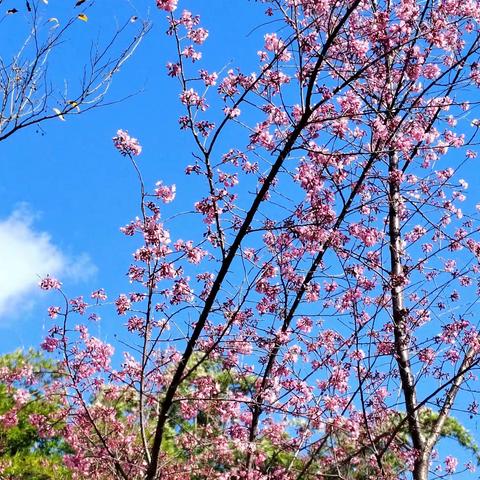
[[420, 409, 480, 464], [0, 350, 72, 480]]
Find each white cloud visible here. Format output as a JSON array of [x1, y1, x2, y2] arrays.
[[0, 206, 97, 317]]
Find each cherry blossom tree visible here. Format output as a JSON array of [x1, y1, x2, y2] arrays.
[[22, 0, 480, 478]]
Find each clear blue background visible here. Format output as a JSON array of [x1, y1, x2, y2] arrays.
[[0, 0, 265, 346]]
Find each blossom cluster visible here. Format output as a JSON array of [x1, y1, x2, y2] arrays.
[[112, 129, 142, 156]]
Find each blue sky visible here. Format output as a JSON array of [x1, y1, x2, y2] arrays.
[[0, 0, 266, 349]]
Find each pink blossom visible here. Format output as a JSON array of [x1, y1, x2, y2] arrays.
[[174, 239, 207, 264], [350, 349, 365, 361], [13, 388, 30, 406], [188, 28, 209, 45], [179, 88, 207, 110], [199, 69, 218, 86], [418, 348, 435, 365], [295, 316, 312, 333], [445, 455, 458, 474], [156, 0, 177, 12], [39, 276, 62, 290], [181, 45, 202, 62], [466, 461, 476, 473], [155, 182, 176, 203], [91, 288, 107, 301], [126, 315, 144, 332], [264, 32, 291, 61], [112, 129, 142, 156], [47, 306, 61, 318], [249, 122, 274, 150], [170, 277, 194, 304], [0, 411, 18, 428], [224, 106, 241, 118], [70, 296, 87, 315], [115, 294, 131, 315], [41, 336, 59, 352], [178, 9, 199, 29], [423, 63, 441, 79], [166, 62, 181, 77]]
